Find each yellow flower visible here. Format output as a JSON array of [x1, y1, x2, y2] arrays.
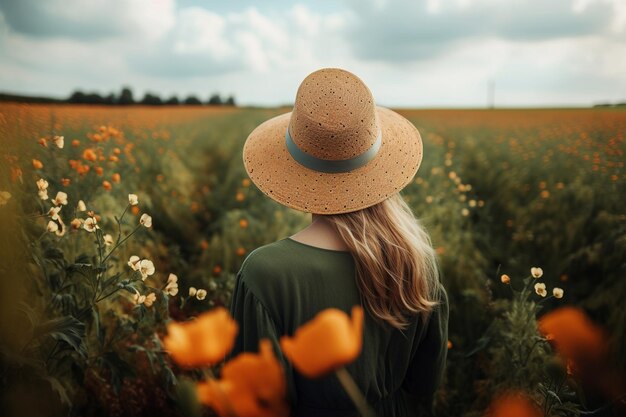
[[52, 191, 68, 206], [128, 194, 139, 205], [77, 200, 87, 212], [53, 135, 64, 149], [500, 274, 510, 284], [140, 213, 152, 228], [143, 292, 157, 307], [280, 306, 364, 378], [165, 273, 179, 296], [83, 217, 99, 233], [188, 286, 197, 297], [461, 208, 469, 216], [38, 190, 49, 201], [531, 267, 543, 278], [196, 289, 207, 300], [553, 287, 564, 299], [534, 283, 547, 297], [163, 307, 239, 367], [196, 339, 289, 417]]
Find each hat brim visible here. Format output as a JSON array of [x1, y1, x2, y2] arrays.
[[242, 106, 423, 214]]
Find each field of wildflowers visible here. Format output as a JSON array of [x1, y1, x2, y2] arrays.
[[0, 103, 624, 417]]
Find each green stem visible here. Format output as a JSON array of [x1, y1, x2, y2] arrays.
[[102, 224, 141, 264], [335, 367, 376, 417]]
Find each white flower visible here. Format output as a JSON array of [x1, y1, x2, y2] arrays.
[[552, 287, 564, 299], [38, 190, 49, 201], [48, 206, 62, 221], [54, 218, 66, 237], [531, 267, 543, 279], [103, 234, 114, 246], [36, 178, 49, 191], [53, 135, 64, 149], [128, 194, 139, 206], [196, 289, 207, 301], [143, 292, 157, 307], [52, 191, 68, 206], [140, 213, 152, 228], [534, 282, 547, 297], [139, 259, 155, 280], [47, 220, 59, 233], [83, 217, 99, 233], [77, 200, 87, 212], [128, 255, 141, 270], [188, 287, 197, 297], [164, 273, 179, 296]]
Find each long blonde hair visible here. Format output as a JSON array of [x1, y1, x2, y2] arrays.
[[325, 192, 441, 330]]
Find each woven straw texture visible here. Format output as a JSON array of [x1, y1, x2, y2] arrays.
[[242, 68, 423, 214]]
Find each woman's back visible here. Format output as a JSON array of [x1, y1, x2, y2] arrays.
[[228, 237, 449, 417]]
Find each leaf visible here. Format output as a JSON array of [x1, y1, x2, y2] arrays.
[[547, 390, 563, 404], [99, 352, 135, 395], [43, 376, 71, 405], [101, 272, 123, 291], [465, 335, 491, 357], [18, 301, 38, 328], [36, 316, 86, 358]]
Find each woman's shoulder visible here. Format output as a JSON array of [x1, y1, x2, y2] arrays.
[[239, 238, 292, 276]]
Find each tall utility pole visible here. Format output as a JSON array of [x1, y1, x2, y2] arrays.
[[488, 79, 495, 109]]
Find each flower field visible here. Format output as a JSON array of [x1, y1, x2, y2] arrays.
[[0, 103, 625, 417]]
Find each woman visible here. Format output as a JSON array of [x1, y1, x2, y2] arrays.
[[228, 68, 449, 417]]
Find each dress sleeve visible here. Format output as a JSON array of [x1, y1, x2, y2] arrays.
[[400, 286, 449, 416], [227, 269, 298, 408]]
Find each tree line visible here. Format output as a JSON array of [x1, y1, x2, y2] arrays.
[[0, 87, 236, 106], [68, 87, 235, 106]]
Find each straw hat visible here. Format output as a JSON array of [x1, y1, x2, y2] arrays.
[[242, 67, 423, 214]]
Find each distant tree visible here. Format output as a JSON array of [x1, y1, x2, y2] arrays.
[[207, 93, 222, 105], [184, 95, 202, 105], [140, 92, 163, 106], [225, 95, 236, 106], [165, 95, 180, 105], [103, 93, 116, 105], [68, 90, 86, 104], [118, 87, 134, 105]]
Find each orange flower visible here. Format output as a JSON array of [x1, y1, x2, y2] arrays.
[[72, 139, 80, 147], [486, 391, 541, 417], [538, 307, 605, 364], [196, 339, 289, 417], [38, 138, 48, 147], [239, 219, 248, 229], [32, 159, 43, 169], [213, 265, 222, 275], [280, 306, 364, 378], [236, 247, 246, 256], [131, 205, 140, 215], [102, 180, 112, 191], [163, 307, 238, 367], [61, 178, 71, 187], [112, 173, 121, 183], [109, 155, 119, 162], [82, 148, 97, 161], [236, 192, 245, 202], [95, 166, 104, 176]]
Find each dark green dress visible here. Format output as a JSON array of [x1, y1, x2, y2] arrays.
[[228, 237, 449, 417]]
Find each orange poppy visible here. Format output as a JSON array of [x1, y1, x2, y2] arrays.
[[280, 306, 364, 378], [102, 180, 112, 191], [82, 148, 97, 162], [485, 391, 541, 417], [538, 307, 605, 363], [32, 159, 43, 169], [163, 307, 238, 367], [196, 339, 289, 417]]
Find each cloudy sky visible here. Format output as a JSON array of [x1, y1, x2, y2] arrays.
[[0, 0, 625, 107]]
